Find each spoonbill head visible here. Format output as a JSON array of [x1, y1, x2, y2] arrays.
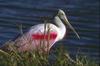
[[57, 9, 80, 39]]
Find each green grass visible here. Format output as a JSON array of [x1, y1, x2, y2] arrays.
[[0, 42, 99, 66]]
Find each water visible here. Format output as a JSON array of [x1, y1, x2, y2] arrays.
[[0, 0, 99, 63]]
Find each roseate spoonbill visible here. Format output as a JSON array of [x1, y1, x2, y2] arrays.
[[1, 9, 80, 52]]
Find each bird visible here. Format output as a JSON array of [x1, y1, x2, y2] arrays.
[[1, 9, 80, 52]]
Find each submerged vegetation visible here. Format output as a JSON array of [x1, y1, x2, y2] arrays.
[[0, 41, 99, 66]]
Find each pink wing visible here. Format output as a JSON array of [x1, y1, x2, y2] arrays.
[[15, 24, 58, 52]]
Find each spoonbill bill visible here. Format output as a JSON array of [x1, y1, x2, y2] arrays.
[[1, 9, 80, 52]]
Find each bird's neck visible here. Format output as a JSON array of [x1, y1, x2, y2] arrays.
[[54, 16, 66, 40]]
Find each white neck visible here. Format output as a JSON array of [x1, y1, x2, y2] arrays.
[[54, 16, 66, 40]]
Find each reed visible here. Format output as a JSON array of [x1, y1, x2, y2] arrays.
[[0, 41, 99, 66]]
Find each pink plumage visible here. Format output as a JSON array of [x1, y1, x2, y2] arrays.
[[16, 31, 58, 52], [32, 32, 57, 40]]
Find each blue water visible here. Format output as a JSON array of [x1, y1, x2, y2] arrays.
[[0, 0, 99, 63]]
